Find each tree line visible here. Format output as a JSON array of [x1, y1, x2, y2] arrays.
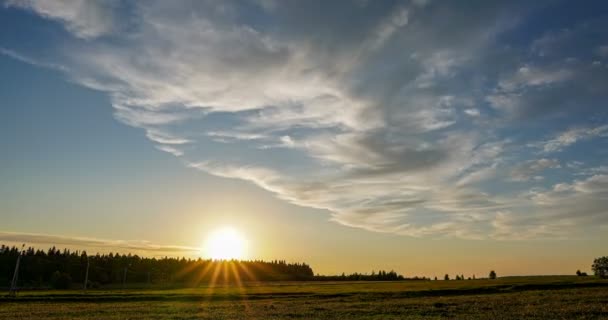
[[0, 245, 314, 289], [0, 245, 412, 289], [314, 270, 413, 281], [5, 244, 603, 290]]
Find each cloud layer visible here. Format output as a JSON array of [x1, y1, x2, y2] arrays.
[[0, 231, 201, 255], [3, 0, 608, 239]]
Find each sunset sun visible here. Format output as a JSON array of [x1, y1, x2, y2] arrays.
[[205, 227, 247, 260]]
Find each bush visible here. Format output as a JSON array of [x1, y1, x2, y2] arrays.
[[489, 270, 497, 279], [50, 271, 72, 289]]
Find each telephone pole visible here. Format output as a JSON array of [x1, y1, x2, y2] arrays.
[[9, 244, 25, 297], [122, 264, 130, 289]]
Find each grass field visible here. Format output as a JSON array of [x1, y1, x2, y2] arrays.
[[2, 276, 608, 319]]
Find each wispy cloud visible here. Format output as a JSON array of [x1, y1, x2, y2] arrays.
[[3, 1, 608, 239], [0, 231, 201, 255], [510, 159, 560, 182], [0, 47, 67, 71], [5, 0, 117, 39], [533, 125, 608, 153]]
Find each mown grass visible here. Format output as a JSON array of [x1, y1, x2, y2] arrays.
[[1, 276, 607, 319]]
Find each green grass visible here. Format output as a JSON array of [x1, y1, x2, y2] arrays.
[[2, 276, 608, 319]]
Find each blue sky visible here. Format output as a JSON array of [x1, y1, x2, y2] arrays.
[[1, 0, 608, 275]]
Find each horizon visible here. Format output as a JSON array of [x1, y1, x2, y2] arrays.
[[1, 0, 608, 280], [1, 242, 593, 278]]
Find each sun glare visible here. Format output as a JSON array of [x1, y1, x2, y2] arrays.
[[205, 227, 247, 260]]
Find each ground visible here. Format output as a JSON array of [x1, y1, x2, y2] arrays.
[[1, 276, 608, 319]]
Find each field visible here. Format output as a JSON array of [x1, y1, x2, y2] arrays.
[[2, 276, 608, 319]]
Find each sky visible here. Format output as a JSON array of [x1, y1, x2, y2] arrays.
[[1, 0, 608, 277]]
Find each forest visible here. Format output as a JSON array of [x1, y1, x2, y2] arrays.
[[0, 245, 313, 288], [1, 245, 408, 289]]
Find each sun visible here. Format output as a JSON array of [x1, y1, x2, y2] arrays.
[[205, 227, 247, 260]]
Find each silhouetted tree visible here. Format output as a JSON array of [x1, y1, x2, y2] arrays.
[[489, 270, 497, 279], [0, 244, 427, 286], [592, 256, 608, 278], [444, 274, 450, 280], [0, 244, 315, 288], [313, 270, 409, 281]]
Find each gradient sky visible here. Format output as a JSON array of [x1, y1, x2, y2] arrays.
[[1, 0, 608, 277]]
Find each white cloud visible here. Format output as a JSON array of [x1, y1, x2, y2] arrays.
[[6, 0, 117, 39], [0, 231, 200, 255], [535, 125, 608, 153], [4, 1, 608, 239], [498, 66, 572, 91], [456, 164, 497, 186], [510, 158, 560, 182], [146, 129, 191, 145], [155, 145, 183, 157], [464, 108, 480, 117]]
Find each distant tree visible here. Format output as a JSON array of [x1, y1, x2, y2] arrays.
[[592, 256, 608, 278], [434, 276, 437, 281], [444, 274, 450, 281], [489, 270, 497, 279]]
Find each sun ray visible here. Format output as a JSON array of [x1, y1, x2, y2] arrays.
[[230, 261, 255, 316], [236, 261, 258, 282], [191, 260, 215, 287], [209, 261, 222, 288]]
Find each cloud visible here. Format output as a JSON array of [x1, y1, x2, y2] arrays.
[[145, 129, 191, 145], [5, 0, 118, 39], [464, 108, 480, 117], [534, 125, 608, 153], [496, 174, 608, 239], [0, 47, 67, 71], [155, 145, 183, 157], [510, 158, 561, 182], [3, 1, 608, 239], [0, 231, 201, 255], [487, 18, 608, 120]]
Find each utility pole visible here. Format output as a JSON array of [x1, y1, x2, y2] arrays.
[[9, 244, 25, 297], [122, 265, 129, 289], [83, 255, 90, 292]]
